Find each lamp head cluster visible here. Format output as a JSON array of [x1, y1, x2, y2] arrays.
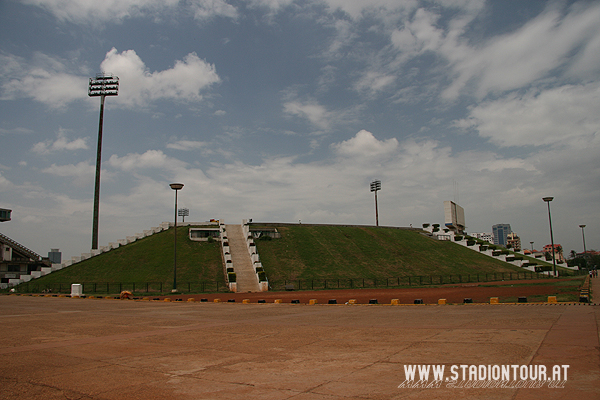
[[370, 180, 381, 192], [88, 74, 119, 97]]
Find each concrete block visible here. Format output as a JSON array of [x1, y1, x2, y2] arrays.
[[391, 299, 400, 305], [41, 267, 52, 276], [242, 299, 250, 304], [30, 271, 42, 279], [21, 275, 32, 282], [309, 299, 317, 305], [348, 299, 358, 304], [438, 299, 447, 305], [214, 298, 221, 303], [71, 284, 83, 298], [80, 253, 91, 260], [187, 298, 196, 302], [117, 239, 127, 246], [274, 299, 282, 304], [490, 297, 499, 304], [548, 296, 557, 303]]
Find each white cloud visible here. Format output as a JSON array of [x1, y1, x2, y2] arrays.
[[107, 149, 188, 171], [441, 3, 600, 99], [320, 0, 418, 20], [0, 53, 88, 108], [190, 0, 238, 21], [32, 129, 88, 154], [354, 71, 396, 96], [167, 140, 209, 151], [99, 48, 221, 107], [41, 161, 95, 186], [1, 48, 220, 108], [21, 0, 237, 24], [454, 83, 600, 148], [283, 99, 333, 131], [332, 129, 398, 157]]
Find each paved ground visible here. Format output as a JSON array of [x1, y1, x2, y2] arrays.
[[1, 290, 598, 400], [176, 277, 581, 305]]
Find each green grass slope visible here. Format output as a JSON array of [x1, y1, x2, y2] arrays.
[[28, 226, 224, 287], [255, 225, 527, 282]]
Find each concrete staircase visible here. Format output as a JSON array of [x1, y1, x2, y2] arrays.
[[226, 224, 260, 292]]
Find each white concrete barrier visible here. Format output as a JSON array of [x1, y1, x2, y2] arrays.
[[8, 278, 21, 287], [71, 283, 83, 297]]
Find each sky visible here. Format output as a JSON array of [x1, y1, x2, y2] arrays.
[[1, 0, 599, 261]]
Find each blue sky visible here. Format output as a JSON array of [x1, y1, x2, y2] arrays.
[[1, 0, 599, 260]]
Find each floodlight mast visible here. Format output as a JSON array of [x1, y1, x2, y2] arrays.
[[88, 74, 119, 250], [370, 180, 381, 226]]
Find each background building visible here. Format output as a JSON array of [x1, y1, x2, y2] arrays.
[[1, 232, 50, 284], [471, 232, 493, 243], [543, 244, 565, 263], [506, 232, 521, 251], [492, 224, 512, 247], [0, 208, 11, 222], [444, 201, 465, 234]]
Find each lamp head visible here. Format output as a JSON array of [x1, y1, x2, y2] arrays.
[[170, 183, 184, 191], [542, 196, 553, 202], [579, 224, 586, 228]]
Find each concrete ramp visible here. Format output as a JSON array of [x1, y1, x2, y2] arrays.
[[225, 224, 260, 292]]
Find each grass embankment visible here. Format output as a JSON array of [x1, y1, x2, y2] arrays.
[[26, 226, 224, 288], [479, 277, 585, 302], [255, 225, 527, 282]]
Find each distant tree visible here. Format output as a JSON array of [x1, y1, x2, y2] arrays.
[[569, 250, 577, 259]]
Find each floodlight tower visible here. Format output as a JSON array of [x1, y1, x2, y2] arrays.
[[170, 183, 184, 292], [370, 180, 381, 226], [579, 224, 587, 255], [88, 73, 119, 250], [178, 208, 189, 223], [542, 197, 556, 277]]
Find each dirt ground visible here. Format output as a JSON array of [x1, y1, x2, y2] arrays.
[[160, 278, 583, 304]]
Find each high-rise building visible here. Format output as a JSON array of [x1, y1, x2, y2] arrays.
[[506, 232, 521, 251], [492, 224, 512, 246], [48, 249, 62, 264]]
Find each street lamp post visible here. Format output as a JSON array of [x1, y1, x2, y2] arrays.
[[88, 73, 119, 250], [579, 224, 587, 255], [530, 241, 534, 252], [370, 180, 381, 226], [542, 197, 557, 277], [170, 183, 184, 292]]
